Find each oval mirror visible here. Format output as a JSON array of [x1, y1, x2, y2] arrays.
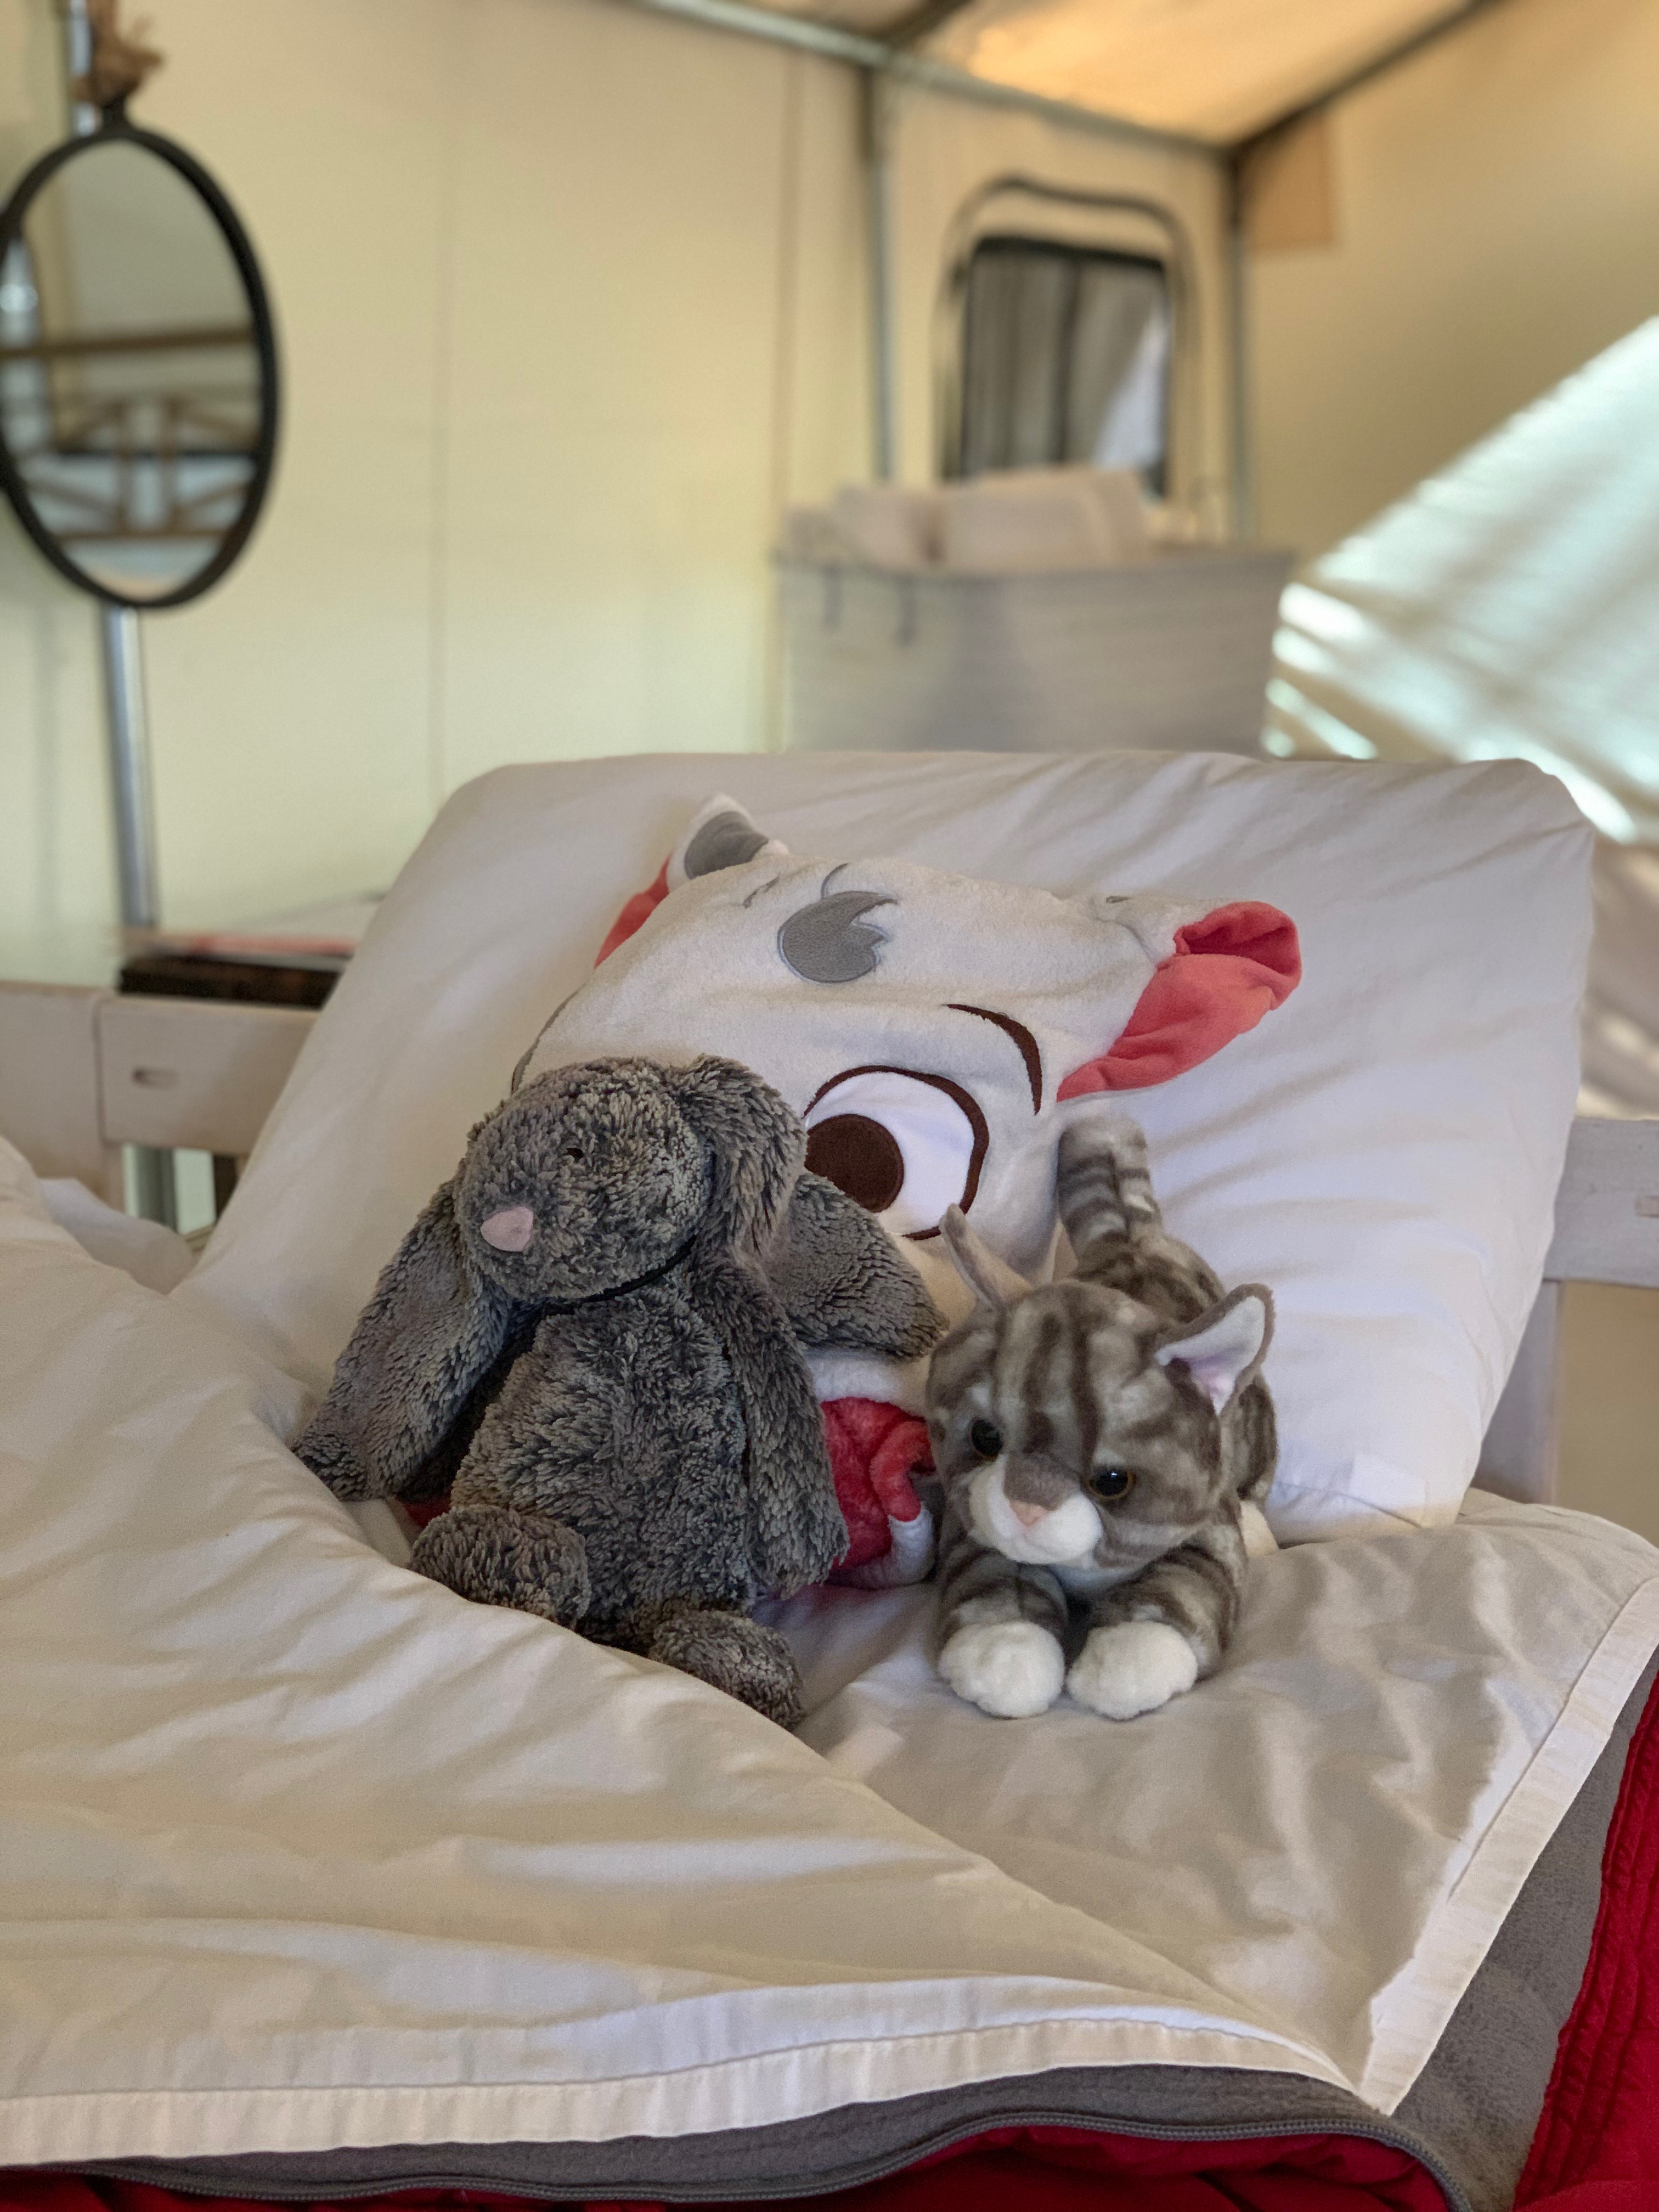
[[0, 122, 277, 608]]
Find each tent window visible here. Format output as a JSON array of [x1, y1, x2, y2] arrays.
[[957, 238, 1170, 490]]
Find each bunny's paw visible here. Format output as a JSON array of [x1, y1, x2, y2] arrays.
[[411, 1505, 589, 1624]]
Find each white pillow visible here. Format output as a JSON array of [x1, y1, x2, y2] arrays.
[[182, 750, 1592, 1540], [517, 792, 1300, 1430]]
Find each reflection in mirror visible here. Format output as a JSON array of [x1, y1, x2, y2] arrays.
[[0, 134, 269, 604]]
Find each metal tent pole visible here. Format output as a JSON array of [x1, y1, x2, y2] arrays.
[[1226, 159, 1255, 542], [863, 68, 898, 482], [98, 603, 160, 930], [59, 0, 173, 1221]]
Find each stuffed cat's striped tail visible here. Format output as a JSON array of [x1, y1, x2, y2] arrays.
[[1057, 1115, 1161, 1265], [1057, 1115, 1224, 1321]]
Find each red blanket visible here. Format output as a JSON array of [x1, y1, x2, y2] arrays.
[[0, 2133, 1446, 2212], [12, 1677, 1659, 2212], [1516, 1651, 1659, 2211]]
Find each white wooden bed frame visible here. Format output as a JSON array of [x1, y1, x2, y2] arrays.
[[3, 979, 1655, 1506]]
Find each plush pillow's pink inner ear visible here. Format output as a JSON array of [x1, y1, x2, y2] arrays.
[[596, 860, 670, 965], [1058, 901, 1301, 1099]]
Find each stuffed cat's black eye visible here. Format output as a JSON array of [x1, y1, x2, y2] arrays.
[[1089, 1465, 1136, 1503], [968, 1418, 1003, 1459]]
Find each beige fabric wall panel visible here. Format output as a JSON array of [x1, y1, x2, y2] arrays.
[[130, 0, 452, 922], [437, 0, 803, 785], [1251, 0, 1659, 560], [778, 58, 872, 514], [1, 0, 1227, 971]]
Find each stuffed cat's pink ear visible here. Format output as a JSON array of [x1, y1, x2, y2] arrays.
[[1057, 901, 1301, 1099], [1155, 1285, 1273, 1411]]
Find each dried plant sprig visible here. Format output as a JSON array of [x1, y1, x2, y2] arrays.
[[72, 0, 165, 117]]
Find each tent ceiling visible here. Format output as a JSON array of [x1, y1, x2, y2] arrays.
[[752, 0, 1476, 144]]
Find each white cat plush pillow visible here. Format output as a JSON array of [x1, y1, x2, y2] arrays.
[[516, 797, 1300, 1583]]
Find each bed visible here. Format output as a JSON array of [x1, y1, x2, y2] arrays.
[[3, 748, 1658, 2212]]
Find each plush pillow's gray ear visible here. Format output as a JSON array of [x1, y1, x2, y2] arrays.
[[294, 1183, 524, 1500], [667, 793, 787, 891], [1155, 1285, 1273, 1413]]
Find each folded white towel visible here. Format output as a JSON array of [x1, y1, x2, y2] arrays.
[[780, 470, 1158, 575], [937, 466, 1152, 572], [831, 483, 941, 569]]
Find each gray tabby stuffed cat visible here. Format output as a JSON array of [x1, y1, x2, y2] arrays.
[[926, 1115, 1277, 1721]]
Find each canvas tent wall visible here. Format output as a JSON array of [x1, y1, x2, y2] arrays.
[[0, 0, 1236, 975], [3, 0, 1658, 980]]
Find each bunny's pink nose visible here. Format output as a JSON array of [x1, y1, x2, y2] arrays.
[[480, 1206, 535, 1252], [1009, 1499, 1050, 1527]]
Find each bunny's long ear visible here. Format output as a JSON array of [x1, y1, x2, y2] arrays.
[[664, 1056, 806, 1261], [294, 1183, 522, 1501], [667, 1057, 848, 1596], [770, 1171, 944, 1358]]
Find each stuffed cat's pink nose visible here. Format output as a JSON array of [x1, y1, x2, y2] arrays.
[[480, 1206, 535, 1252], [1009, 1499, 1049, 1527]]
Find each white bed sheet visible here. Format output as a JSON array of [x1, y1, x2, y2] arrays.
[[4, 1140, 1655, 2168]]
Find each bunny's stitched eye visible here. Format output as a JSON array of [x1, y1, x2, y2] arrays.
[[1088, 1465, 1136, 1504], [969, 1418, 1003, 1459]]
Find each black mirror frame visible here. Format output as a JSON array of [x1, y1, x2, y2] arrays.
[[0, 112, 280, 611]]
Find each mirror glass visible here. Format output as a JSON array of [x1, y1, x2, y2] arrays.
[[0, 133, 272, 606]]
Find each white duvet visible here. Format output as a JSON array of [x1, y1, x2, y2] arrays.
[[4, 1138, 1656, 2169]]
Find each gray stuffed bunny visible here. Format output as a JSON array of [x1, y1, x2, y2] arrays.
[[296, 1054, 941, 1726]]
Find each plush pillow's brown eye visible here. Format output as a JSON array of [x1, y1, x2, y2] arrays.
[[969, 1418, 1003, 1459], [802, 1066, 988, 1237], [805, 1114, 905, 1214], [1088, 1465, 1136, 1504]]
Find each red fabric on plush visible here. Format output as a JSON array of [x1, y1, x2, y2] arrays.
[[822, 1396, 931, 1570], [1517, 1665, 1659, 2204], [389, 1400, 933, 1569], [1057, 901, 1302, 1099], [595, 861, 670, 965], [0, 2129, 1450, 2212]]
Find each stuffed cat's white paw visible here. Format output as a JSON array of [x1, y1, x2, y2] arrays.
[[940, 1622, 1065, 1717], [1067, 1621, 1198, 1719]]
